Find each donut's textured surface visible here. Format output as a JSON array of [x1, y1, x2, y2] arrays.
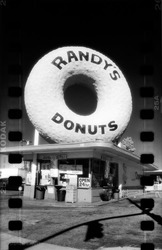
[[24, 46, 132, 143]]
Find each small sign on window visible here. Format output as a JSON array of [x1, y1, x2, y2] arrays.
[[78, 178, 91, 188]]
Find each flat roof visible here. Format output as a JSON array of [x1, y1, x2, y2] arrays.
[[0, 142, 158, 171], [144, 170, 162, 175]]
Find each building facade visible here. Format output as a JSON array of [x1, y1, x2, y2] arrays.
[[0, 142, 157, 202]]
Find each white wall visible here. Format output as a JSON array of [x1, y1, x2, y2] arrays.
[[118, 160, 143, 189]]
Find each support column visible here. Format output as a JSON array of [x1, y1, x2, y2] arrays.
[[88, 159, 92, 186], [30, 154, 37, 199], [89, 159, 92, 202]]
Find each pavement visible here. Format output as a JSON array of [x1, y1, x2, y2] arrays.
[[2, 232, 162, 250], [22, 196, 122, 208], [0, 232, 144, 250], [1, 192, 162, 250], [1, 232, 79, 250], [1, 197, 143, 250], [1, 190, 125, 207]]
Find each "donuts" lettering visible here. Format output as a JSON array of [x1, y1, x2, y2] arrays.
[[51, 50, 121, 81], [52, 112, 118, 135]]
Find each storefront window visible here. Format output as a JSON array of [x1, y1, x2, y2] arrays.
[[92, 160, 119, 189], [58, 158, 89, 187], [58, 159, 89, 177], [24, 161, 32, 185], [40, 161, 51, 170], [76, 159, 89, 178], [109, 162, 119, 188], [24, 161, 32, 171], [92, 159, 105, 188], [38, 160, 51, 185]]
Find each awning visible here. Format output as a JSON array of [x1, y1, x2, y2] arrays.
[[144, 170, 162, 175], [0, 141, 158, 171]]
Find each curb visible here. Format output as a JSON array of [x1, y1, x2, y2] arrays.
[[22, 197, 121, 208], [14, 192, 159, 208], [1, 191, 160, 209]]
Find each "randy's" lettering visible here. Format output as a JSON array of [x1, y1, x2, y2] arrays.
[[51, 50, 121, 81]]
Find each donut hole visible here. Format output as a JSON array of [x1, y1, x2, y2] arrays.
[[63, 74, 98, 116]]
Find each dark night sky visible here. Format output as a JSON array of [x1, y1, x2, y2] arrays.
[[0, 0, 161, 168]]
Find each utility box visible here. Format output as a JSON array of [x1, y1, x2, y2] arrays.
[[65, 185, 77, 203]]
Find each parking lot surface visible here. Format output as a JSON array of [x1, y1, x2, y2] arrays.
[[1, 192, 162, 250]]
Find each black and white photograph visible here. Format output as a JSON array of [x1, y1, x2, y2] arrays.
[[0, 0, 162, 249]]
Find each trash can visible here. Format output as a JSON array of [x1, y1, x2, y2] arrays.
[[113, 189, 120, 200], [55, 185, 63, 201], [36, 186, 46, 200], [57, 189, 66, 201]]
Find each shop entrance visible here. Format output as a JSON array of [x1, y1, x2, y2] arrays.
[[92, 159, 119, 190], [109, 162, 119, 189], [91, 159, 119, 201]]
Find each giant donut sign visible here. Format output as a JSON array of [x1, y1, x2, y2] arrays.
[[24, 46, 132, 143]]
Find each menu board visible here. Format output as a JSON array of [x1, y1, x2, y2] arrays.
[[59, 165, 83, 175], [78, 178, 91, 188]]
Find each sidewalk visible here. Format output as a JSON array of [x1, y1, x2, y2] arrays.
[[1, 232, 144, 250], [0, 232, 79, 250], [2, 190, 159, 208], [1, 191, 117, 208], [22, 191, 155, 208], [22, 196, 117, 208], [3, 232, 160, 250]]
